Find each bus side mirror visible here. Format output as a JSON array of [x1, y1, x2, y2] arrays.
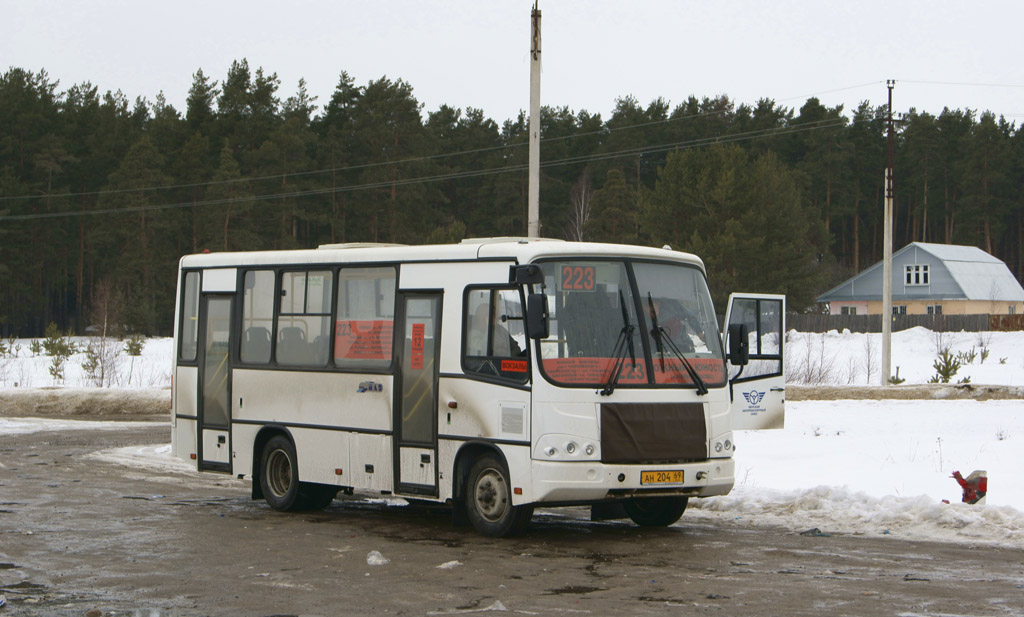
[[509, 264, 544, 285], [727, 323, 750, 366], [525, 293, 549, 339]]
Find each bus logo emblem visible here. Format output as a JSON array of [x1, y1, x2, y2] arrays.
[[357, 381, 383, 393], [742, 390, 765, 405]]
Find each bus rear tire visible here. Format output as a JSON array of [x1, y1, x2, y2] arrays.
[[624, 496, 688, 527], [465, 454, 533, 537], [260, 435, 303, 511]]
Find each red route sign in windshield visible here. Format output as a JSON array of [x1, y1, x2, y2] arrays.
[[542, 357, 725, 385]]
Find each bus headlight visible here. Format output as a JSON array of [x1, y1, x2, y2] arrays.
[[536, 435, 599, 460], [711, 436, 734, 458]]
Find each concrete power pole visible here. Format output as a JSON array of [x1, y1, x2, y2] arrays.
[[527, 2, 542, 238], [881, 80, 895, 385]]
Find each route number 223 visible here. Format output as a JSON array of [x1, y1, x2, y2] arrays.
[[561, 265, 595, 291]]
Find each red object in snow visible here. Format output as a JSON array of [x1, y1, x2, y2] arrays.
[[952, 470, 988, 505]]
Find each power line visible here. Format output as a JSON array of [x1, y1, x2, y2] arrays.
[[0, 118, 847, 223]]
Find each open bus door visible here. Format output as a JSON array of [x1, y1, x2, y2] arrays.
[[724, 294, 786, 430]]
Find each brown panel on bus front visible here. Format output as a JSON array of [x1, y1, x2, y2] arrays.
[[600, 403, 707, 464]]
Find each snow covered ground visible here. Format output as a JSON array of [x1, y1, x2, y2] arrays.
[[786, 326, 1024, 386], [2, 330, 1024, 546], [689, 398, 1024, 547]]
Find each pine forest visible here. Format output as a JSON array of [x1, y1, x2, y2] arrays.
[[2, 61, 1023, 336]]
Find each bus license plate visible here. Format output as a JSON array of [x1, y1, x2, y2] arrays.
[[641, 470, 684, 485]]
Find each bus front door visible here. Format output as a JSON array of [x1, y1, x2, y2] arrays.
[[394, 293, 441, 496], [197, 294, 233, 472]]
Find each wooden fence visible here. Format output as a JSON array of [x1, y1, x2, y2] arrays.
[[786, 313, 1024, 333]]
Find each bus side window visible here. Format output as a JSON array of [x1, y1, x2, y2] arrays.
[[462, 287, 528, 382], [240, 270, 275, 364], [276, 270, 332, 367], [334, 267, 396, 370], [179, 271, 200, 362]]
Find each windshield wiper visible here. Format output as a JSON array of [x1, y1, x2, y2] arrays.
[[600, 290, 636, 396], [647, 292, 708, 395], [647, 293, 666, 371]]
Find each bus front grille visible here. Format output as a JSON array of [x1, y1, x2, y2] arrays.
[[600, 403, 707, 464]]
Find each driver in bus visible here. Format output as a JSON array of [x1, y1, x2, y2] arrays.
[[469, 303, 524, 358], [651, 297, 706, 353]]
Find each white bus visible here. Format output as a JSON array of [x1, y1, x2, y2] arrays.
[[171, 238, 785, 536]]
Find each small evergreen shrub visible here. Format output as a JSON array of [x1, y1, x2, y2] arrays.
[[930, 349, 961, 384], [124, 334, 145, 357]]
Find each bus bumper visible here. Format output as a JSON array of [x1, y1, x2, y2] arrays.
[[528, 458, 735, 504]]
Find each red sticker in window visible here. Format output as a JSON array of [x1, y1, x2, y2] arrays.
[[410, 322, 425, 370], [335, 320, 394, 361], [501, 359, 528, 373]]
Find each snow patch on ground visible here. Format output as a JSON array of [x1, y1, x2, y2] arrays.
[[0, 416, 165, 435]]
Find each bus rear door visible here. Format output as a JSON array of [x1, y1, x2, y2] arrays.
[[197, 293, 233, 471]]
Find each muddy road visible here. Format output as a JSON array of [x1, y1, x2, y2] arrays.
[[2, 422, 1023, 617]]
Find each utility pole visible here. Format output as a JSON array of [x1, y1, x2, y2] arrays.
[[527, 2, 542, 238], [881, 80, 895, 385]]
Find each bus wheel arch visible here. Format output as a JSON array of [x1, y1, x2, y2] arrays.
[[253, 427, 338, 511], [455, 444, 533, 537]]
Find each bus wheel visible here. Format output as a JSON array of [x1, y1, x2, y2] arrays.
[[624, 496, 688, 527], [260, 435, 302, 511], [465, 454, 533, 537]]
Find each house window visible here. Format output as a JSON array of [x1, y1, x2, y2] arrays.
[[840, 306, 857, 315], [892, 305, 907, 315], [926, 305, 942, 315], [905, 264, 930, 286], [1011, 305, 1017, 315]]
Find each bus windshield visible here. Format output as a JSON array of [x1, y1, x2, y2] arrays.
[[535, 260, 726, 389]]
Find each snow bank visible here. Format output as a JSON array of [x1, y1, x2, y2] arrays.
[[690, 486, 1024, 547]]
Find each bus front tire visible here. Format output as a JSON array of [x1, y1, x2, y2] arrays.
[[624, 496, 688, 527], [465, 454, 533, 537]]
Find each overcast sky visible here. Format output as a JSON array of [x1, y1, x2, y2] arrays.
[[4, 0, 1023, 125]]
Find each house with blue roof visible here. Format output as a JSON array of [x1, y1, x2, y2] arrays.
[[817, 242, 1024, 316]]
